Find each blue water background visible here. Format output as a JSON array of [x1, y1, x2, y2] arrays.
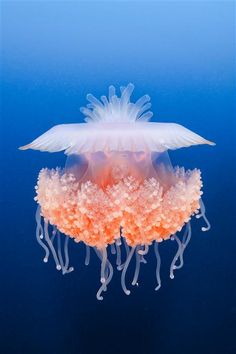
[[1, 1, 235, 354]]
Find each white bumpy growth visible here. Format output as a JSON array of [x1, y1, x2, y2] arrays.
[[80, 83, 153, 123]]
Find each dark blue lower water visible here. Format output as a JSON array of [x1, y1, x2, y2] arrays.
[[1, 2, 235, 354]]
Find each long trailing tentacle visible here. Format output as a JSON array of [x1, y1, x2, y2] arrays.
[[43, 220, 62, 271], [96, 259, 114, 301], [169, 234, 182, 279], [154, 241, 162, 291], [121, 246, 136, 295], [85, 245, 90, 266], [169, 221, 192, 279], [110, 243, 116, 255], [35, 201, 208, 300], [132, 246, 141, 286], [94, 247, 114, 300], [35, 206, 50, 263], [115, 238, 122, 268], [62, 236, 74, 274], [174, 222, 192, 270], [36, 208, 74, 273]]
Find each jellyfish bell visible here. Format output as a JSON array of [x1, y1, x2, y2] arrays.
[[20, 83, 215, 299]]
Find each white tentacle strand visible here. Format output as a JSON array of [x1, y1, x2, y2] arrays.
[[35, 206, 210, 300]]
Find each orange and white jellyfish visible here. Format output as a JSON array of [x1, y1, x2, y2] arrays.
[[20, 84, 215, 300]]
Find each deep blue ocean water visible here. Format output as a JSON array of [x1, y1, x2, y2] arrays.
[[1, 1, 235, 354]]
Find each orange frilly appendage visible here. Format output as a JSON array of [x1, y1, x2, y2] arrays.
[[35, 167, 203, 249]]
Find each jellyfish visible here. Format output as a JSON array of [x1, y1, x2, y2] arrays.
[[20, 83, 215, 300]]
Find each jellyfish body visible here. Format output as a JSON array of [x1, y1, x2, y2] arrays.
[[20, 84, 214, 299]]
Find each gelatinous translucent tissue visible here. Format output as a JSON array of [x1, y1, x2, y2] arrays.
[[20, 83, 214, 300]]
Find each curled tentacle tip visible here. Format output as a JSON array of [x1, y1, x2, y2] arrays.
[[56, 265, 62, 270], [125, 290, 131, 296], [170, 274, 174, 279], [43, 258, 48, 263], [100, 277, 106, 284], [155, 285, 161, 291], [131, 282, 139, 287], [97, 296, 103, 301], [69, 267, 74, 272], [201, 227, 209, 232]]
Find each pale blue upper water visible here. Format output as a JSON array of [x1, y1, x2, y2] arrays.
[[1, 2, 235, 354]]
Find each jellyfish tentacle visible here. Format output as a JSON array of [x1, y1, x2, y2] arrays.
[[103, 264, 110, 292], [140, 255, 147, 264], [43, 220, 62, 271], [116, 238, 129, 271], [63, 236, 74, 274], [96, 258, 114, 301], [132, 246, 141, 286], [196, 199, 211, 232], [123, 238, 130, 257], [57, 231, 64, 270], [94, 248, 106, 296], [174, 222, 192, 270], [85, 245, 90, 266], [35, 206, 50, 263], [138, 244, 149, 255], [94, 248, 113, 300], [116, 229, 131, 271], [139, 244, 148, 263], [100, 247, 108, 284], [50, 227, 57, 243], [36, 207, 74, 274], [154, 241, 162, 291], [115, 239, 122, 268], [55, 231, 74, 274], [110, 243, 116, 255], [116, 237, 122, 246], [121, 246, 136, 295], [170, 234, 185, 279]]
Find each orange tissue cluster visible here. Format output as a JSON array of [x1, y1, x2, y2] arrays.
[[35, 166, 202, 248]]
